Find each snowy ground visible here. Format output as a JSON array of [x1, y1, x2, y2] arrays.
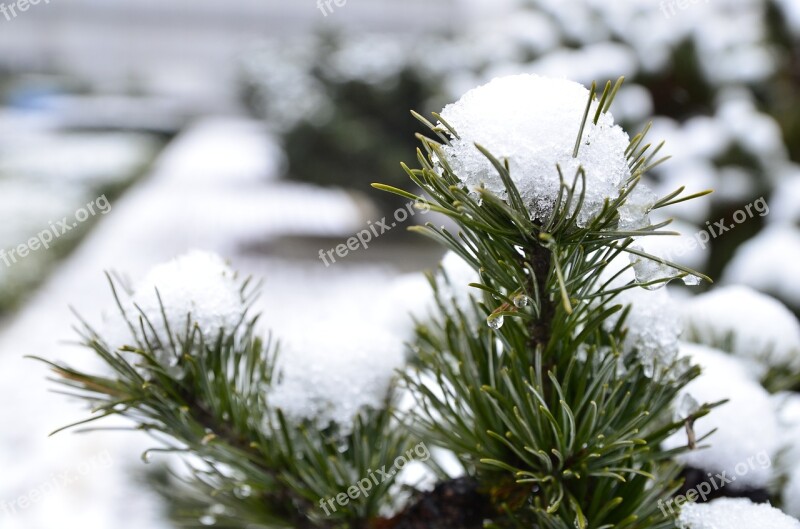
[[0, 117, 437, 529]]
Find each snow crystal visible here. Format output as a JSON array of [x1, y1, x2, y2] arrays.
[[267, 323, 405, 430], [723, 226, 800, 307], [605, 286, 682, 377], [438, 74, 633, 226], [617, 183, 657, 231], [684, 286, 800, 373], [103, 251, 246, 361], [663, 343, 779, 490], [678, 498, 800, 529]]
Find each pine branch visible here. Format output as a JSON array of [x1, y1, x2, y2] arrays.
[[35, 280, 413, 529], [378, 77, 716, 528]]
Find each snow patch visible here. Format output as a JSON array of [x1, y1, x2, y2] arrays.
[[684, 286, 800, 373], [663, 344, 779, 490], [438, 74, 633, 226], [678, 498, 800, 529]]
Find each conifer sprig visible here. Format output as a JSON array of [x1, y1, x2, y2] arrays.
[[379, 77, 717, 528], [32, 276, 411, 529]]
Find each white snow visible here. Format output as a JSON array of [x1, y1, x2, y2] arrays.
[[606, 285, 682, 377], [773, 392, 800, 467], [380, 272, 435, 345], [152, 118, 284, 185], [438, 75, 633, 226], [266, 250, 480, 429], [723, 226, 800, 307], [267, 323, 406, 430], [785, 466, 800, 519], [663, 343, 779, 490], [678, 498, 800, 529], [103, 251, 247, 362], [717, 95, 787, 164], [772, 392, 800, 517], [770, 168, 800, 225], [437, 250, 481, 313], [775, 0, 800, 35], [684, 286, 800, 373]]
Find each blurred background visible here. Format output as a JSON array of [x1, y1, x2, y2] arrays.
[[0, 0, 798, 527]]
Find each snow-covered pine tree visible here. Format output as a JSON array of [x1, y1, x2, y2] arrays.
[[34, 75, 800, 529]]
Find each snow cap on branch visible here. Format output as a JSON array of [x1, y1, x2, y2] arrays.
[[104, 251, 246, 359], [438, 74, 636, 225]]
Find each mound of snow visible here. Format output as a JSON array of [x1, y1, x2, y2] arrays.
[[684, 286, 800, 372], [663, 343, 779, 490], [438, 74, 633, 226], [103, 251, 246, 364]]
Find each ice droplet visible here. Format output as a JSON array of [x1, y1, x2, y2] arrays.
[[209, 505, 226, 515], [487, 315, 505, 329], [468, 191, 484, 206], [234, 484, 253, 499], [682, 274, 702, 286], [199, 515, 216, 526], [675, 393, 700, 421], [513, 294, 530, 308]]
